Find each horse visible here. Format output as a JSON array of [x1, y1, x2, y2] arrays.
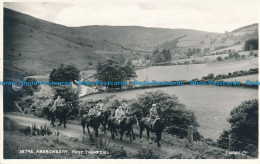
[[99, 110, 111, 134], [48, 102, 71, 128], [108, 113, 138, 142], [81, 114, 103, 137], [139, 117, 165, 147]]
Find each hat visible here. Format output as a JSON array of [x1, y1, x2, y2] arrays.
[[152, 104, 156, 107]]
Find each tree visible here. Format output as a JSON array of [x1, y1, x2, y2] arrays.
[[23, 78, 40, 96], [217, 99, 258, 157], [244, 39, 258, 51], [136, 90, 201, 140], [216, 56, 223, 62], [95, 59, 137, 89], [49, 64, 80, 83], [161, 49, 172, 61]]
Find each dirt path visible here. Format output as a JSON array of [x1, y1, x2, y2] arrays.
[[5, 113, 188, 158]]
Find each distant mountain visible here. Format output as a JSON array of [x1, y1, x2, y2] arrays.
[[76, 26, 221, 51]]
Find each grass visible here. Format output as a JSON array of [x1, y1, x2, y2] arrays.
[[136, 57, 258, 81], [222, 74, 258, 83]]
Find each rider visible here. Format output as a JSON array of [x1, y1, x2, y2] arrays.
[[122, 100, 129, 116], [149, 104, 158, 129], [88, 106, 98, 118], [96, 99, 104, 116], [54, 96, 64, 112], [115, 106, 125, 123]]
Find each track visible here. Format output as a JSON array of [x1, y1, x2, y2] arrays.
[[5, 113, 189, 158]]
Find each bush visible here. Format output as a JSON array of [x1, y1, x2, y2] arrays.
[[110, 146, 127, 159], [135, 146, 160, 159], [217, 99, 258, 157], [136, 90, 201, 139]]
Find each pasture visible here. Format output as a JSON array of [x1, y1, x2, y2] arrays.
[[136, 58, 258, 81], [82, 85, 258, 140], [222, 74, 259, 83]]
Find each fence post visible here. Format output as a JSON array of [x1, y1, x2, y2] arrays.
[[188, 126, 193, 144]]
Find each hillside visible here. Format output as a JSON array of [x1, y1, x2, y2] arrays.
[[76, 25, 221, 52], [4, 8, 258, 77], [4, 8, 133, 77]]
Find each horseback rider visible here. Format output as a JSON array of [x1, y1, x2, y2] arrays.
[[149, 104, 159, 129], [88, 105, 98, 118], [122, 100, 129, 116], [54, 96, 64, 112], [96, 99, 104, 116], [115, 106, 125, 123]]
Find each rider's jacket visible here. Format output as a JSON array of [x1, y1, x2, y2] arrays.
[[54, 98, 63, 107], [88, 108, 97, 116], [149, 107, 158, 120], [115, 109, 125, 120]]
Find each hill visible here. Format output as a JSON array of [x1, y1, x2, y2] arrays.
[[4, 8, 258, 77], [4, 8, 133, 77], [76, 25, 221, 52]]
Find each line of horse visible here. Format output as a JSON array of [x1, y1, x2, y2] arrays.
[[47, 103, 165, 147]]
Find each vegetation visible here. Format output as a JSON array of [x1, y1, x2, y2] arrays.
[[135, 90, 201, 140], [244, 39, 258, 51], [151, 48, 172, 63], [22, 78, 40, 96], [217, 99, 258, 157], [95, 59, 137, 89], [49, 64, 80, 83]]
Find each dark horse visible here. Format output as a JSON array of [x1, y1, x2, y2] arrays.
[[81, 114, 103, 137], [139, 117, 165, 147], [108, 112, 138, 142], [99, 110, 111, 134], [49, 103, 71, 128]]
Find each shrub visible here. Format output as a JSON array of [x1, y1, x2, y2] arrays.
[[135, 146, 160, 159], [136, 90, 201, 139], [217, 99, 258, 157]]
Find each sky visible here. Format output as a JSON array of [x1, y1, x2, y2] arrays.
[[4, 0, 259, 33]]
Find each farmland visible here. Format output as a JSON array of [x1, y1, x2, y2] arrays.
[[82, 85, 258, 140], [222, 74, 258, 83], [136, 58, 258, 81]]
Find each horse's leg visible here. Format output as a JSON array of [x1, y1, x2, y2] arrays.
[[140, 126, 144, 142], [95, 128, 99, 137], [63, 114, 67, 128], [131, 128, 136, 140], [146, 128, 152, 144], [86, 125, 91, 136], [111, 128, 115, 139], [102, 122, 107, 134], [128, 129, 132, 142], [58, 115, 62, 126], [81, 120, 86, 134], [156, 132, 162, 147], [51, 115, 56, 126], [120, 129, 124, 141], [146, 128, 150, 140]]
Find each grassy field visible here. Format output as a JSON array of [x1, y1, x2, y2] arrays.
[[82, 86, 258, 140], [136, 58, 258, 81], [222, 74, 258, 83]]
